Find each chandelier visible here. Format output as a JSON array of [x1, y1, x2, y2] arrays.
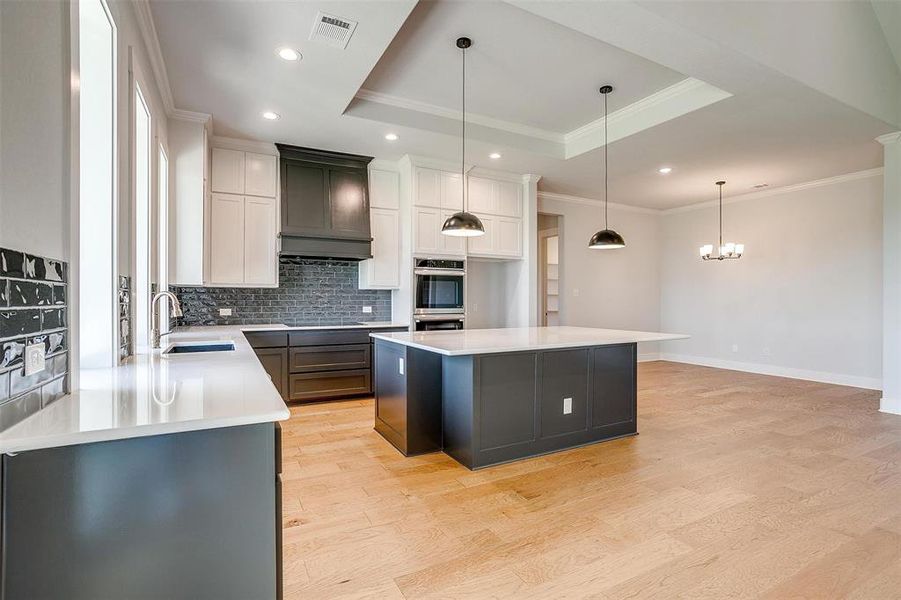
[[700, 180, 744, 261]]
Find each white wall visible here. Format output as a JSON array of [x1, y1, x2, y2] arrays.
[[658, 172, 883, 389], [0, 0, 70, 260], [537, 195, 662, 359]]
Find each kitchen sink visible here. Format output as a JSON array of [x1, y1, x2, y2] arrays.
[[163, 342, 235, 355]]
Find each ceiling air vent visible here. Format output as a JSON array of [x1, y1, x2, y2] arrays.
[[309, 12, 358, 49]]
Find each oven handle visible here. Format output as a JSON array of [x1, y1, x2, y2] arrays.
[[414, 268, 465, 277], [414, 315, 466, 322]]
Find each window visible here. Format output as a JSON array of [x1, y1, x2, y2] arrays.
[[76, 0, 117, 369], [133, 82, 152, 349]]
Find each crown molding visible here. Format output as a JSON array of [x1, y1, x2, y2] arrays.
[[522, 174, 542, 184], [169, 109, 211, 124], [877, 131, 901, 145], [356, 89, 564, 143], [132, 0, 176, 116], [564, 77, 732, 159], [210, 135, 278, 155], [661, 167, 885, 215], [538, 191, 660, 215], [468, 166, 527, 183]]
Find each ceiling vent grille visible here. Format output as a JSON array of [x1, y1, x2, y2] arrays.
[[309, 12, 358, 49]]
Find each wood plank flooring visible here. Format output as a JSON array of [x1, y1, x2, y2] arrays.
[[279, 361, 901, 599]]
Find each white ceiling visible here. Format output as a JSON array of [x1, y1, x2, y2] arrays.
[[149, 0, 900, 210]]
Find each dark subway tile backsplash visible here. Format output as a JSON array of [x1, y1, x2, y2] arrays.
[[0, 247, 70, 432], [174, 258, 392, 327]]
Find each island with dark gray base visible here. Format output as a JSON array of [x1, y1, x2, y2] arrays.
[[370, 326, 687, 470]]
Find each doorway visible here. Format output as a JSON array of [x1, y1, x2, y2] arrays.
[[538, 213, 561, 326]]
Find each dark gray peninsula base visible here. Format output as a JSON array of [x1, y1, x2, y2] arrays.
[[373, 338, 638, 469]]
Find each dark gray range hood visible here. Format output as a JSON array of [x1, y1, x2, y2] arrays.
[[276, 144, 374, 261]]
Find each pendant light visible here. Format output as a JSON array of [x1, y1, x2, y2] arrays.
[[700, 181, 744, 260], [588, 85, 626, 250], [442, 36, 485, 238]]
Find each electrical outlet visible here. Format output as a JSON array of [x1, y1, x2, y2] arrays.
[[573, 288, 580, 297], [362, 306, 373, 314], [219, 308, 232, 317], [732, 344, 739, 353], [24, 343, 45, 377], [563, 397, 573, 415], [762, 346, 772, 357], [471, 303, 479, 312]]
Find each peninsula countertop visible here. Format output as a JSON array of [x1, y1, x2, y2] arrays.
[[370, 326, 689, 356]]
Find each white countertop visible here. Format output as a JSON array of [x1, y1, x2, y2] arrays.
[[275, 321, 409, 331], [370, 326, 689, 356], [0, 325, 293, 454]]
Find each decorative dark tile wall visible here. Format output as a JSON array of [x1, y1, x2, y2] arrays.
[[119, 276, 131, 362], [173, 258, 392, 326], [0, 248, 69, 431]]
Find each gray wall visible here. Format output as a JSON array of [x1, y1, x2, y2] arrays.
[[173, 258, 392, 326]]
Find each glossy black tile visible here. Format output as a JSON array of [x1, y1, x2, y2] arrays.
[[52, 284, 66, 305], [9, 280, 52, 307], [41, 375, 67, 408], [1, 338, 25, 371], [0, 279, 8, 307], [0, 310, 41, 338], [0, 389, 40, 430], [41, 308, 66, 330], [0, 371, 8, 403], [0, 249, 25, 278], [28, 331, 66, 356]]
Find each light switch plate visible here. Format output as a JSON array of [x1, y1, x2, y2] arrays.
[[398, 358, 405, 375], [24, 343, 46, 377], [362, 306, 373, 314], [563, 397, 573, 415], [219, 308, 233, 317]]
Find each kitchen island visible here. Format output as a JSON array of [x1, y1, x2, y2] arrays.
[[370, 326, 687, 469]]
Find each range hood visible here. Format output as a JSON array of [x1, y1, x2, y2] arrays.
[[276, 144, 374, 261]]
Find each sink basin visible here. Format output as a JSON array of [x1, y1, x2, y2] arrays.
[[163, 342, 235, 355]]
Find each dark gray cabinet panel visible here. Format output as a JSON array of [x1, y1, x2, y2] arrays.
[[540, 348, 590, 438], [478, 353, 537, 451], [289, 368, 371, 401], [289, 329, 370, 347], [255, 347, 288, 400], [329, 169, 368, 238], [282, 162, 327, 235], [1, 424, 278, 600], [245, 331, 289, 349], [373, 341, 442, 456], [289, 344, 370, 373], [591, 344, 636, 428]]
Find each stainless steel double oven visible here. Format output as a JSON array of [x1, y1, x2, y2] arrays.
[[413, 258, 465, 331]]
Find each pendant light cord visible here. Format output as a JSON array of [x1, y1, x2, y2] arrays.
[[604, 90, 609, 229], [718, 183, 723, 248], [461, 43, 466, 206]]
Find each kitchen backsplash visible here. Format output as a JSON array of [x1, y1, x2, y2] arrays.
[[173, 257, 392, 326], [0, 248, 69, 431]]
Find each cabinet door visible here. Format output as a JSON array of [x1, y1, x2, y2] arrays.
[[466, 213, 495, 255], [468, 177, 497, 214], [497, 181, 522, 217], [255, 348, 288, 400], [591, 344, 636, 428], [282, 159, 328, 235], [211, 148, 245, 194], [329, 168, 370, 239], [244, 152, 277, 197], [496, 217, 522, 257], [413, 206, 441, 255], [440, 172, 464, 210], [369, 168, 400, 209], [439, 210, 467, 256], [209, 193, 245, 284], [415, 167, 441, 207], [360, 208, 400, 289], [244, 196, 277, 285]]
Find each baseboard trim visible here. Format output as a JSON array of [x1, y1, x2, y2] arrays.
[[879, 397, 901, 415], [638, 353, 660, 363], [656, 353, 882, 391]]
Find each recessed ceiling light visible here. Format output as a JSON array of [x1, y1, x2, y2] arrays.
[[262, 111, 280, 120], [489, 152, 501, 159], [384, 133, 398, 141], [658, 166, 673, 174], [276, 47, 301, 61]]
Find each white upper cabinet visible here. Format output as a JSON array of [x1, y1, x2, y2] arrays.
[[360, 208, 400, 289], [211, 148, 245, 194], [440, 172, 464, 210], [413, 206, 441, 255], [496, 216, 523, 256], [244, 152, 277, 197], [169, 117, 209, 286], [496, 180, 522, 217], [466, 214, 495, 255], [209, 193, 245, 284], [369, 169, 400, 210], [415, 168, 441, 208], [439, 210, 466, 256], [243, 196, 278, 285], [468, 176, 496, 214]]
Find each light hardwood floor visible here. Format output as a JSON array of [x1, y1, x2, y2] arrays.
[[279, 361, 901, 599]]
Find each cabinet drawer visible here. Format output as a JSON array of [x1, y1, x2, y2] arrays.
[[288, 369, 371, 402], [289, 329, 371, 346], [289, 344, 370, 373], [245, 331, 288, 348]]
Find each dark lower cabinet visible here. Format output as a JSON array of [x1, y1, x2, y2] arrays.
[[540, 348, 590, 438], [255, 347, 289, 400], [0, 424, 281, 600], [289, 369, 371, 401], [289, 343, 370, 373], [591, 344, 637, 428]]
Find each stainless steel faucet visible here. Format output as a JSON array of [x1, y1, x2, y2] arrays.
[[151, 291, 184, 349]]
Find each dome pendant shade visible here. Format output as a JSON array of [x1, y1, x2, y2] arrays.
[[589, 228, 626, 249], [442, 211, 485, 237]]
